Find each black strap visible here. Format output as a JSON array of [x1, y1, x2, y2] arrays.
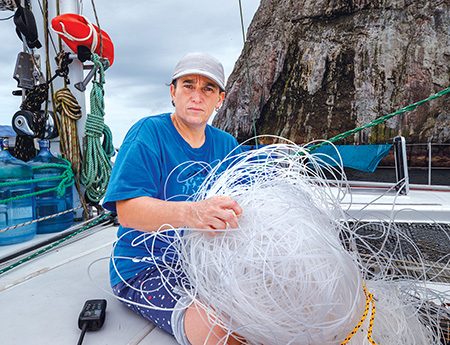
[[13, 4, 42, 49]]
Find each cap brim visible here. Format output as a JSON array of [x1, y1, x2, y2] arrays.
[[172, 69, 225, 91]]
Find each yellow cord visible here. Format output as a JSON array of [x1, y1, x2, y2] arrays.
[[340, 284, 377, 345]]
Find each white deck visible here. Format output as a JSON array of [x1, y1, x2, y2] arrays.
[[0, 186, 449, 345], [341, 186, 450, 223], [0, 224, 178, 345]]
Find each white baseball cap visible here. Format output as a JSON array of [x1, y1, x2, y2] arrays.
[[172, 52, 225, 91]]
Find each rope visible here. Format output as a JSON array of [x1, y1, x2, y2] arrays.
[[0, 161, 74, 204], [0, 212, 112, 276], [0, 13, 14, 20], [53, 53, 89, 218], [36, 0, 58, 55], [54, 87, 82, 176], [237, 0, 259, 147], [307, 86, 450, 151], [90, 0, 103, 57], [340, 284, 377, 345], [80, 53, 114, 204], [0, 206, 82, 234], [43, 0, 50, 130]]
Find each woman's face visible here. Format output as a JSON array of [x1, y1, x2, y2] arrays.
[[170, 74, 225, 128]]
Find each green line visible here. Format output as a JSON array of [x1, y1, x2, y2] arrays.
[[0, 213, 112, 276], [0, 161, 74, 203], [307, 86, 450, 151]]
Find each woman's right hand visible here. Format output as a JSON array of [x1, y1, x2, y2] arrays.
[[189, 196, 242, 230]]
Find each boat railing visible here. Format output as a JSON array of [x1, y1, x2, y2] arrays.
[[403, 142, 450, 186], [345, 137, 450, 193], [393, 136, 409, 194]]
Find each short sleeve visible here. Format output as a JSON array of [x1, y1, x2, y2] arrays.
[[103, 140, 162, 212]]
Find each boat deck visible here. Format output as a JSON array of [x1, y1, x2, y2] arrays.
[[342, 184, 450, 223], [0, 223, 178, 345], [0, 186, 449, 344]]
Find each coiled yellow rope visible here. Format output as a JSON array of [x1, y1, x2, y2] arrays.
[[54, 87, 88, 217], [54, 87, 82, 176]]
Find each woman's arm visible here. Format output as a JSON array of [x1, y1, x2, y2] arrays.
[[117, 195, 242, 232]]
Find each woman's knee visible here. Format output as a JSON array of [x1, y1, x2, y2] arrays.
[[184, 303, 243, 345]]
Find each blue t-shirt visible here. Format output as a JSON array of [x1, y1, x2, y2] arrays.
[[103, 113, 241, 287]]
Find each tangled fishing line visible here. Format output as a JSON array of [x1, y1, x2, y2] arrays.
[[110, 141, 449, 345]]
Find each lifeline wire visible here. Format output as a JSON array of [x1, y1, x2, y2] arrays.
[[0, 13, 14, 20]]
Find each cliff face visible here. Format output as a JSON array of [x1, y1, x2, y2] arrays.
[[214, 0, 450, 145]]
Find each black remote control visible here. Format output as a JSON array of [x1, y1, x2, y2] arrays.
[[77, 299, 107, 345], [78, 299, 107, 331]]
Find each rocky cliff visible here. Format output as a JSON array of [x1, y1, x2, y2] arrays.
[[214, 0, 450, 145]]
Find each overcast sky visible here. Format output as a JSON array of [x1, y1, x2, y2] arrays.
[[0, 1, 260, 146]]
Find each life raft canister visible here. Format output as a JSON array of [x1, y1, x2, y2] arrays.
[[51, 13, 114, 66]]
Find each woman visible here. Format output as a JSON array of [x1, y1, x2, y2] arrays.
[[104, 52, 243, 345]]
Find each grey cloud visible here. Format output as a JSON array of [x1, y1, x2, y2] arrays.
[[0, 0, 261, 146]]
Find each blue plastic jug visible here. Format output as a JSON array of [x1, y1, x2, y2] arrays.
[[0, 137, 36, 245], [28, 140, 74, 234]]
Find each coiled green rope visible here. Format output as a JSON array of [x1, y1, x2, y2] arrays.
[[81, 53, 114, 204]]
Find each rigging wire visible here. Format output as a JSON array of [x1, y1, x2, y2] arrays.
[[36, 0, 58, 55], [237, 0, 259, 146], [238, 0, 246, 43], [90, 0, 103, 58], [42, 0, 50, 126], [0, 13, 14, 20]]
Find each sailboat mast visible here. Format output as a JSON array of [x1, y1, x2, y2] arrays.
[[30, 0, 87, 152], [28, 0, 87, 218]]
